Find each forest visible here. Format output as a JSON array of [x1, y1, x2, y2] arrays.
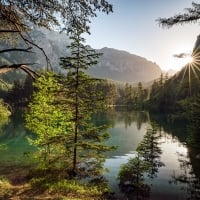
[[0, 1, 200, 199]]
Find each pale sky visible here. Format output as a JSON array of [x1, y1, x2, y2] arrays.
[[84, 0, 200, 71]]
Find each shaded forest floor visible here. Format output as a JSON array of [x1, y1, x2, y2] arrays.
[[0, 166, 114, 200]]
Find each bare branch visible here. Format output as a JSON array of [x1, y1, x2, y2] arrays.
[[18, 32, 52, 70], [0, 30, 20, 33], [0, 63, 39, 78], [1, 12, 52, 70], [0, 47, 33, 54]]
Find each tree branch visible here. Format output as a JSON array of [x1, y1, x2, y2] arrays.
[[0, 47, 33, 54], [157, 2, 200, 28], [1, 13, 52, 70], [0, 63, 39, 78], [0, 30, 20, 33]]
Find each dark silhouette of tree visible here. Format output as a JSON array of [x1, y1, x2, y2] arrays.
[[170, 150, 200, 200], [5, 75, 33, 108], [118, 153, 151, 200], [137, 123, 164, 179], [188, 93, 200, 148], [157, 2, 200, 28]]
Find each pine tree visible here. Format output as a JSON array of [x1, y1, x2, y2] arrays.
[[60, 27, 114, 177], [137, 123, 164, 178], [188, 93, 200, 148], [157, 2, 200, 28]]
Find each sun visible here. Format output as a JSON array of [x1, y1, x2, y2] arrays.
[[178, 48, 200, 96], [184, 54, 194, 64]]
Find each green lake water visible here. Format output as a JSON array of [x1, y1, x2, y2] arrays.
[[0, 109, 200, 199]]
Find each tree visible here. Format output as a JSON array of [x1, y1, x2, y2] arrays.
[[25, 72, 73, 168], [5, 75, 34, 108], [124, 83, 134, 107], [60, 27, 114, 177], [157, 2, 200, 28], [188, 93, 200, 148], [118, 153, 151, 199], [0, 0, 113, 76], [137, 123, 164, 179]]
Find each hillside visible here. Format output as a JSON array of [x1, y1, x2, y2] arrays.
[[0, 28, 162, 83], [147, 62, 200, 112], [88, 47, 161, 82]]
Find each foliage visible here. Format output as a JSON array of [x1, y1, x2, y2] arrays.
[[25, 72, 73, 168], [118, 153, 151, 199], [0, 99, 10, 118], [0, 0, 113, 77], [137, 123, 164, 178], [187, 93, 200, 148], [60, 27, 115, 177], [28, 166, 111, 199], [116, 82, 148, 109], [5, 75, 34, 108], [30, 177, 110, 199], [0, 176, 12, 198], [118, 153, 151, 184], [0, 99, 10, 135], [118, 123, 164, 198], [157, 2, 200, 28], [169, 150, 200, 200], [147, 65, 200, 113], [0, 0, 113, 37]]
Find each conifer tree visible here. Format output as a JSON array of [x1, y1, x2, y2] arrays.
[[188, 93, 200, 148], [137, 123, 164, 178], [60, 26, 114, 177], [157, 2, 200, 28]]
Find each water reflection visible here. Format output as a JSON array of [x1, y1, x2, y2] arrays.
[[103, 109, 200, 200], [104, 110, 149, 157], [0, 110, 34, 165], [118, 122, 164, 199], [118, 155, 151, 200], [0, 109, 200, 199], [137, 123, 165, 179], [170, 147, 200, 200]]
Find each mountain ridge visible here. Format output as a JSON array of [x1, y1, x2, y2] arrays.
[[0, 28, 162, 83]]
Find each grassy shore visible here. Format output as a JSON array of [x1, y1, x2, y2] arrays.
[[0, 165, 115, 200]]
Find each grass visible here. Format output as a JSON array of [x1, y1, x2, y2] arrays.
[[0, 166, 114, 200]]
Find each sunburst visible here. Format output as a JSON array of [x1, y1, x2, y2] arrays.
[[178, 48, 200, 96]]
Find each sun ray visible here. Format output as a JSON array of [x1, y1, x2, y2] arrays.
[[176, 48, 200, 98], [176, 64, 188, 98], [188, 64, 191, 96], [191, 64, 199, 80]]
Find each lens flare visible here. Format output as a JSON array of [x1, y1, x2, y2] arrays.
[[177, 48, 200, 96]]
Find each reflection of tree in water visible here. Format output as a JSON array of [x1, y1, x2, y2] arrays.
[[0, 101, 10, 136], [170, 150, 200, 200], [0, 109, 25, 139], [123, 111, 149, 129], [93, 108, 149, 130], [118, 153, 151, 200], [137, 122, 164, 178], [118, 122, 164, 199]]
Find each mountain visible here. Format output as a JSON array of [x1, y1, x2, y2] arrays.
[[88, 47, 162, 82], [0, 28, 162, 83]]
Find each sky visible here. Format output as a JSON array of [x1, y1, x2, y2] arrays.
[[84, 0, 200, 71]]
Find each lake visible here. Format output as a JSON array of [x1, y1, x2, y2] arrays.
[[0, 109, 200, 199]]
